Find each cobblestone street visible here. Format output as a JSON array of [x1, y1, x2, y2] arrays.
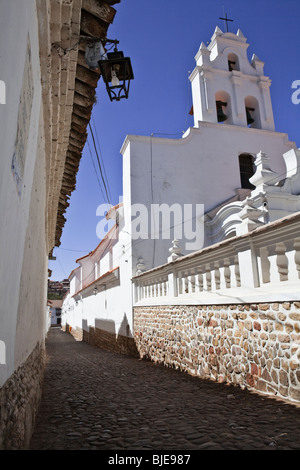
[[29, 328, 300, 451]]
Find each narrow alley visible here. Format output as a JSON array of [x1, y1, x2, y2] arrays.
[[29, 328, 300, 451]]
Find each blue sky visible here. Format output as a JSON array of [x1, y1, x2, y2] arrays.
[[49, 0, 300, 281]]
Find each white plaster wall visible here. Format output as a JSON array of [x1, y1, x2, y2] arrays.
[[62, 293, 75, 330], [65, 226, 134, 338], [80, 258, 95, 289], [68, 265, 133, 338], [14, 109, 48, 366], [121, 122, 296, 272], [70, 276, 77, 297], [0, 1, 47, 386], [99, 251, 110, 276]]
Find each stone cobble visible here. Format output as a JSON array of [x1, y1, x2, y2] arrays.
[[29, 328, 300, 451]]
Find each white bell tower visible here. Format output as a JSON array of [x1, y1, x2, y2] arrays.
[[189, 26, 275, 131]]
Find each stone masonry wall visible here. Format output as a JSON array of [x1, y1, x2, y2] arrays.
[[0, 341, 45, 449], [84, 327, 139, 357], [64, 324, 139, 357], [134, 302, 300, 403]]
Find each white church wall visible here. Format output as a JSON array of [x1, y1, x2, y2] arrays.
[[121, 121, 296, 271]]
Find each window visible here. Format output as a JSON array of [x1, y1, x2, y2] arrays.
[[239, 153, 255, 189]]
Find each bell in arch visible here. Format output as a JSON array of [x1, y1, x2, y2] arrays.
[[246, 107, 255, 125], [228, 60, 236, 71], [216, 100, 227, 122]]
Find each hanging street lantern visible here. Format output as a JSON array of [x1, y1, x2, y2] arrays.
[[85, 38, 134, 102], [98, 47, 134, 102]]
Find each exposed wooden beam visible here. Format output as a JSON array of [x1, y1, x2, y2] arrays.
[[80, 10, 108, 39], [82, 0, 116, 24], [76, 64, 100, 88]]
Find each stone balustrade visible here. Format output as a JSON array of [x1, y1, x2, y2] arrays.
[[133, 212, 300, 306]]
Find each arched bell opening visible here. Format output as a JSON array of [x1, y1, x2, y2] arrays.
[[244, 96, 261, 129], [215, 90, 232, 124], [238, 153, 255, 189], [228, 53, 240, 72]]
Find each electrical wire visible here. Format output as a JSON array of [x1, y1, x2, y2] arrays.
[[57, 256, 67, 279], [88, 122, 112, 206], [87, 140, 107, 203], [56, 247, 91, 253], [91, 116, 112, 203], [52, 35, 117, 58]]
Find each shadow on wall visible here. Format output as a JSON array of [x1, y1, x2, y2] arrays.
[[82, 313, 139, 357]]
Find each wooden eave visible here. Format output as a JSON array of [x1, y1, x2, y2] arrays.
[[55, 0, 119, 248], [38, 0, 121, 254]]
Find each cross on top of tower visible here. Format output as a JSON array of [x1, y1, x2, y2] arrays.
[[219, 11, 234, 32]]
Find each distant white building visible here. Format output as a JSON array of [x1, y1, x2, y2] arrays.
[[63, 27, 300, 355], [49, 300, 63, 327]]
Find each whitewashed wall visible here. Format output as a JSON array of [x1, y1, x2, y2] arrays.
[[120, 122, 295, 274], [0, 1, 48, 387], [63, 222, 134, 340]]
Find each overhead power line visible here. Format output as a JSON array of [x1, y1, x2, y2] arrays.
[[88, 122, 112, 206], [91, 115, 112, 203]]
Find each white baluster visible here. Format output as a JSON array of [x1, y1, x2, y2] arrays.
[[294, 238, 300, 279], [190, 269, 196, 293], [260, 246, 270, 284], [151, 284, 154, 298], [178, 271, 183, 295], [224, 258, 231, 288], [197, 268, 203, 292], [276, 242, 288, 281], [214, 261, 220, 290], [164, 279, 168, 296], [234, 255, 241, 287], [205, 264, 212, 291], [184, 270, 189, 294]]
